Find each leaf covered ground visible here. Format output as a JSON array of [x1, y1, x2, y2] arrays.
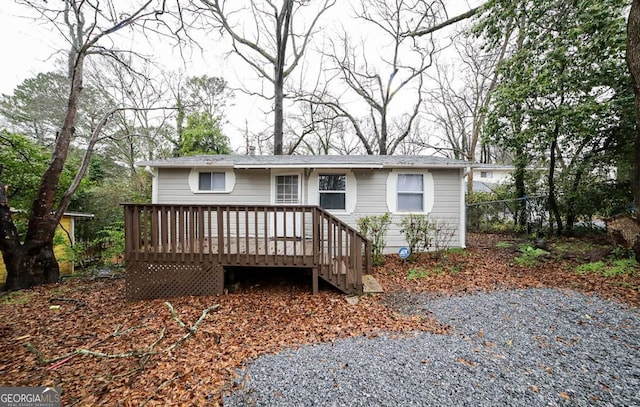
[[0, 233, 638, 405]]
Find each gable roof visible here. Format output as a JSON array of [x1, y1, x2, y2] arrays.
[[137, 154, 471, 169]]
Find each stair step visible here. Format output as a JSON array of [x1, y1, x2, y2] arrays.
[[362, 274, 383, 293]]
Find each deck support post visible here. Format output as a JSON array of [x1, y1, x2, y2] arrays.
[[312, 267, 319, 294]]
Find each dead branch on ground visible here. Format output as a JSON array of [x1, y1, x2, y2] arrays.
[[24, 302, 220, 369]]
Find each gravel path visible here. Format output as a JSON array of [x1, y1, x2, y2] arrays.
[[223, 289, 640, 406]]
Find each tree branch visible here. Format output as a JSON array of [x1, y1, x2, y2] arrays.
[[405, 5, 484, 37]]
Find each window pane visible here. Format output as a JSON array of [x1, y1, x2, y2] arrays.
[[398, 174, 423, 192], [397, 193, 423, 211], [212, 172, 225, 190], [199, 172, 225, 191], [319, 174, 346, 191], [199, 173, 212, 190], [276, 175, 299, 204], [320, 192, 346, 210]]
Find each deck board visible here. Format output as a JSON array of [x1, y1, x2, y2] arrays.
[[124, 204, 369, 299], [146, 237, 315, 256]]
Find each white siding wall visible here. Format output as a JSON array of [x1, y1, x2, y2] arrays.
[[156, 168, 271, 205], [155, 167, 464, 253], [328, 168, 463, 254]]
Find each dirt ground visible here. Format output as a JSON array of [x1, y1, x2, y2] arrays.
[[0, 233, 637, 406]]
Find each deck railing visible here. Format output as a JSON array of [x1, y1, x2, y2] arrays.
[[123, 204, 370, 299]]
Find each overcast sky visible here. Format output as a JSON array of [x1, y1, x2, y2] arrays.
[[0, 1, 481, 151]]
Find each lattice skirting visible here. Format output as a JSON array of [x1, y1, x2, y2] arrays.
[[126, 260, 224, 301]]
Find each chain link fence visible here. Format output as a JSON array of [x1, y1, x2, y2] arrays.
[[466, 195, 549, 234]]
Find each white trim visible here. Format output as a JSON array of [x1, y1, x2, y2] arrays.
[[141, 162, 470, 170], [152, 167, 159, 203], [188, 168, 236, 194], [61, 212, 94, 218], [237, 163, 384, 169], [459, 168, 466, 248], [386, 169, 434, 214], [307, 169, 357, 214]]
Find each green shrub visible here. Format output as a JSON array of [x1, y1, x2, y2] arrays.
[[514, 244, 549, 267], [576, 261, 606, 274], [357, 213, 391, 266], [605, 258, 637, 277], [576, 252, 638, 277], [399, 214, 432, 260], [53, 229, 89, 274], [94, 221, 125, 267]]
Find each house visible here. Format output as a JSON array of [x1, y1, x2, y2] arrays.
[[124, 155, 470, 300], [141, 154, 470, 251], [0, 211, 93, 286], [468, 164, 515, 193]]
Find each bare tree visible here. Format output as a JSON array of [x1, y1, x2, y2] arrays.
[[90, 58, 178, 178], [424, 28, 511, 193], [286, 98, 364, 155], [0, 0, 178, 290], [195, 0, 335, 155], [285, 57, 365, 155], [302, 0, 444, 155]]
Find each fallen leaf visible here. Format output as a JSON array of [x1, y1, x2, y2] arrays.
[[559, 392, 571, 400], [456, 357, 476, 367]]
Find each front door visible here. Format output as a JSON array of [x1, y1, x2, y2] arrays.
[[272, 173, 302, 238]]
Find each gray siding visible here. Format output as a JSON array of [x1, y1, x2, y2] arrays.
[[155, 167, 464, 253], [431, 169, 462, 218], [229, 169, 271, 205], [156, 168, 271, 205], [330, 168, 463, 254], [383, 169, 462, 253], [323, 169, 390, 250]]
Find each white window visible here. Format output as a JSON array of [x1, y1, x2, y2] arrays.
[[480, 171, 493, 179], [318, 174, 346, 210], [397, 174, 424, 212], [275, 175, 299, 204], [188, 168, 235, 194], [198, 172, 226, 191]]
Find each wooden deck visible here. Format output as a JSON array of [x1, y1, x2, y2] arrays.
[[123, 204, 371, 300]]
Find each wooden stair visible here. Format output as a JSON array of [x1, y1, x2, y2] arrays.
[[313, 207, 371, 295], [124, 204, 371, 300]]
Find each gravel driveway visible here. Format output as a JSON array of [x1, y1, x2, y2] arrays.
[[223, 288, 640, 406]]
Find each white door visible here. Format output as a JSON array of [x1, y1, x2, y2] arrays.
[[272, 174, 302, 238]]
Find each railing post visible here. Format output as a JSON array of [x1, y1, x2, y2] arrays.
[[312, 208, 320, 267], [217, 208, 224, 262], [124, 204, 370, 297]]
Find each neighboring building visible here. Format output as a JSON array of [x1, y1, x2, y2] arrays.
[[468, 164, 515, 193], [138, 154, 470, 253], [0, 212, 93, 285]]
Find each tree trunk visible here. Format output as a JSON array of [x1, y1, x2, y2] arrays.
[[513, 146, 527, 227], [512, 104, 527, 228], [0, 179, 60, 290], [547, 129, 563, 235], [627, 0, 640, 221], [274, 72, 284, 155], [3, 244, 59, 290], [1, 52, 85, 290], [273, 0, 293, 156]]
